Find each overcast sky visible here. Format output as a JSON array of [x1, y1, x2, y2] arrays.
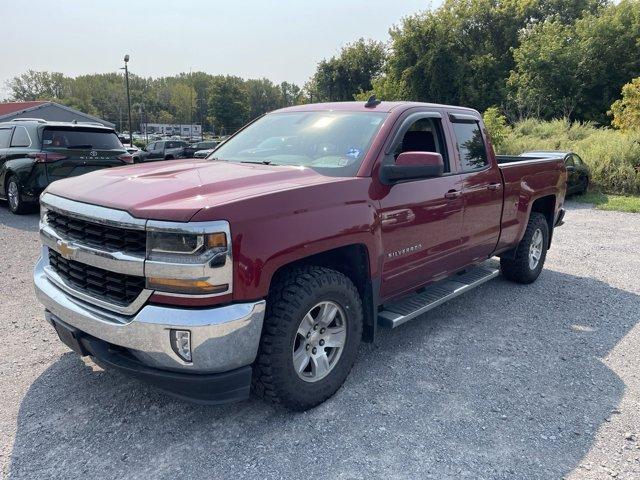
[[0, 0, 441, 97]]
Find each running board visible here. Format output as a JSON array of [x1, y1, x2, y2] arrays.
[[378, 262, 500, 329]]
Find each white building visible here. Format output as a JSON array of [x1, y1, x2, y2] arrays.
[[141, 123, 202, 137]]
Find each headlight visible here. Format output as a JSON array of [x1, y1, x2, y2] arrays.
[[145, 228, 231, 296], [146, 231, 227, 263]]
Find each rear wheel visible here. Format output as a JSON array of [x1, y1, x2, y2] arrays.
[[252, 266, 363, 411], [579, 176, 589, 195], [500, 212, 549, 284], [6, 176, 31, 215]]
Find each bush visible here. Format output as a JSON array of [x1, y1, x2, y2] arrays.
[[482, 107, 509, 152], [497, 118, 640, 195]]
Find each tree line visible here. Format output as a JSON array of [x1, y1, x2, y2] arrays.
[[5, 71, 302, 135], [5, 0, 640, 133], [307, 0, 640, 126]]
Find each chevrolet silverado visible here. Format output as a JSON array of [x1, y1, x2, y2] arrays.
[[34, 100, 567, 410]]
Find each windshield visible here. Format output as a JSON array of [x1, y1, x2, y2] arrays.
[[43, 127, 123, 150], [209, 111, 388, 176]]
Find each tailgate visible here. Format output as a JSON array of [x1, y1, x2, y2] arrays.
[[42, 126, 128, 181]]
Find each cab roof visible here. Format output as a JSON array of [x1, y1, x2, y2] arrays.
[[273, 101, 479, 115]]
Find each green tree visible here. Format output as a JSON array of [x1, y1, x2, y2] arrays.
[[169, 83, 196, 123], [609, 77, 640, 131], [482, 106, 510, 151], [309, 38, 386, 101], [507, 21, 582, 119], [572, 0, 640, 123], [7, 70, 69, 100], [208, 76, 248, 134], [245, 78, 282, 120]]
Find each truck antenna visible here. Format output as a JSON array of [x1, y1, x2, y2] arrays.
[[364, 95, 381, 108]]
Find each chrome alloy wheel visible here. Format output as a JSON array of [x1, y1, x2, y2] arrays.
[[7, 180, 19, 211], [292, 301, 347, 383], [529, 228, 543, 270]]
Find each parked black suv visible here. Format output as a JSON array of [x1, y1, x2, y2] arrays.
[[0, 119, 132, 214]]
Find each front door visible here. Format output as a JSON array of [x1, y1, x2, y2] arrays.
[[379, 113, 465, 300]]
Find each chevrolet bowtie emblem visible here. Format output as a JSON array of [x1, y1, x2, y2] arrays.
[[57, 241, 77, 260]]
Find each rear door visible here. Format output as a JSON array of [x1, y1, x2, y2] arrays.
[[42, 126, 127, 182], [378, 110, 466, 300], [448, 113, 503, 264]]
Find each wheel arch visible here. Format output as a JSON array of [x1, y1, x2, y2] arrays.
[[268, 243, 378, 343], [529, 194, 556, 249]]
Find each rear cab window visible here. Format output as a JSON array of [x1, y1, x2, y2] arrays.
[[450, 116, 489, 172], [42, 127, 123, 150]]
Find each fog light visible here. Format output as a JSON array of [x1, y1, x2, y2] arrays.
[[170, 329, 192, 362]]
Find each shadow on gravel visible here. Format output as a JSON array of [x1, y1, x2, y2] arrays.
[[8, 269, 640, 479], [0, 204, 39, 232]]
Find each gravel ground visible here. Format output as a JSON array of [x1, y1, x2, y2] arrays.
[[1, 201, 639, 480]]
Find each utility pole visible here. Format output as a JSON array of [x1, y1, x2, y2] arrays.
[[123, 54, 133, 147]]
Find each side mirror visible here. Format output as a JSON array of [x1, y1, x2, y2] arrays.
[[380, 151, 444, 184]]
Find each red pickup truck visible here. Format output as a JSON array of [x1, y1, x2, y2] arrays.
[[34, 100, 566, 410]]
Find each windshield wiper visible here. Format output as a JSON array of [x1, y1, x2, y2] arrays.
[[241, 160, 275, 165], [67, 144, 93, 149]]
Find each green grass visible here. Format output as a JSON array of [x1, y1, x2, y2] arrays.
[[572, 191, 640, 213], [494, 118, 640, 196]]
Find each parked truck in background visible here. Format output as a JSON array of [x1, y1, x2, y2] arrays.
[[34, 100, 567, 410]]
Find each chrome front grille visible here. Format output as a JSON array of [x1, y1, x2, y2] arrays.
[[46, 209, 146, 256], [48, 249, 145, 306]]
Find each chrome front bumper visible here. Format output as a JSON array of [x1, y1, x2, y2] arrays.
[[34, 255, 265, 373]]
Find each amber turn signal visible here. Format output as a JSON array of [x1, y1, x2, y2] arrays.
[[205, 232, 227, 249], [147, 277, 229, 295]]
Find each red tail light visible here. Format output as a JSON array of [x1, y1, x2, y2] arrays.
[[28, 152, 68, 163], [118, 154, 134, 164]]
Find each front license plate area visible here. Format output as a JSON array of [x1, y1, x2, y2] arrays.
[[51, 316, 88, 356]]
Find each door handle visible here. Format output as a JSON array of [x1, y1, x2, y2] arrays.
[[487, 183, 501, 191], [444, 189, 461, 200]]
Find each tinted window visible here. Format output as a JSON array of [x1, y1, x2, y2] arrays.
[[10, 126, 31, 147], [0, 128, 12, 148], [565, 156, 575, 167], [452, 122, 488, 171], [573, 155, 583, 166], [42, 128, 123, 150]]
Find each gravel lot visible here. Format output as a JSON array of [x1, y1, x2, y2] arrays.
[[1, 201, 639, 479]]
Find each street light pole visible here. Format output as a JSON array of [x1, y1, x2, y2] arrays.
[[124, 54, 133, 147]]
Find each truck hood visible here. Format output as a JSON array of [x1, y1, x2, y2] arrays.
[[45, 159, 342, 221]]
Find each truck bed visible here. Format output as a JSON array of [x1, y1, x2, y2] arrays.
[[495, 154, 561, 165]]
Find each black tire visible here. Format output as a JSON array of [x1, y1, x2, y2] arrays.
[[5, 175, 31, 215], [252, 266, 363, 411], [500, 212, 549, 284], [579, 176, 589, 195], [164, 155, 174, 160]]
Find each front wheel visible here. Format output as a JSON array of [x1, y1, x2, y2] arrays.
[[252, 266, 363, 411], [500, 212, 549, 284]]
